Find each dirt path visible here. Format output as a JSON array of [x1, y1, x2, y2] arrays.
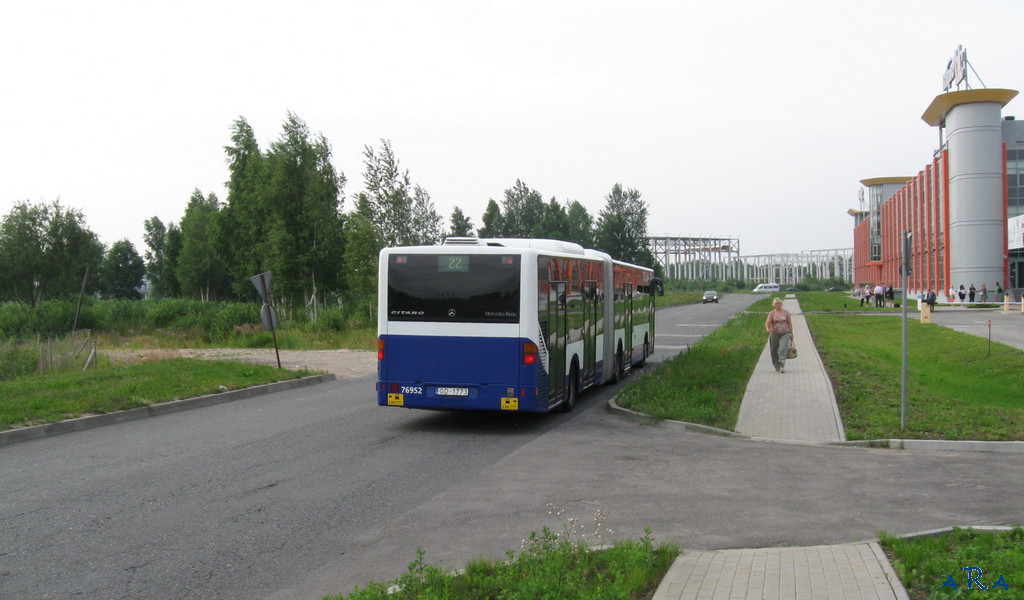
[[102, 348, 377, 379]]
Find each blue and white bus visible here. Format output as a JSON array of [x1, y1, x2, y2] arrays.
[[376, 237, 656, 413]]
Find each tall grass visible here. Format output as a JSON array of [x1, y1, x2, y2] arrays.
[[0, 333, 96, 382], [0, 299, 376, 348], [0, 339, 40, 380]]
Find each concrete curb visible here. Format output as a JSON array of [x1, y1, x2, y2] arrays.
[[885, 524, 1018, 540], [0, 373, 336, 447], [607, 399, 1024, 453], [832, 438, 1024, 453], [606, 398, 749, 439], [869, 541, 912, 600]]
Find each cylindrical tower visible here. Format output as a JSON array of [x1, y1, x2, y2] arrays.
[[923, 89, 1018, 291]]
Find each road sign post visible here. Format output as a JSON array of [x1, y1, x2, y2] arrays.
[[250, 271, 282, 368], [901, 230, 912, 430]]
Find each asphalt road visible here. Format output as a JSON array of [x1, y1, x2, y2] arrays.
[[647, 291, 750, 365], [3, 294, 1023, 600], [927, 303, 1024, 350], [0, 374, 578, 600]]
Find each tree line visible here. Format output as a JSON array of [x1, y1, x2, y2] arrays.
[[0, 113, 656, 321]]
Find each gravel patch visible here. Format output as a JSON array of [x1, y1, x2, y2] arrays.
[[102, 348, 377, 379]]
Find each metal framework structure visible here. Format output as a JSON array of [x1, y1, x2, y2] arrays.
[[738, 249, 854, 285], [649, 236, 853, 284], [650, 237, 741, 281]]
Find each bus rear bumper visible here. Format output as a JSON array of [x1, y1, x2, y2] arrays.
[[376, 381, 545, 412]]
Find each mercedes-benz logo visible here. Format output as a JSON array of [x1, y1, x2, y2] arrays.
[[448, 309, 456, 317]]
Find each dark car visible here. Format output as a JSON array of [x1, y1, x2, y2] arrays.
[[702, 290, 719, 303], [826, 286, 845, 292]]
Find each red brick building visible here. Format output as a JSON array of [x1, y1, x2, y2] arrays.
[[852, 89, 1020, 299]]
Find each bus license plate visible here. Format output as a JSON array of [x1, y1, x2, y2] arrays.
[[437, 387, 469, 397]]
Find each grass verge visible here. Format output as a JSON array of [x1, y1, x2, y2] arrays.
[[0, 359, 315, 430], [328, 527, 679, 600], [616, 312, 764, 429], [880, 527, 1024, 598], [655, 290, 705, 308], [620, 294, 1024, 441], [810, 315, 1024, 440]]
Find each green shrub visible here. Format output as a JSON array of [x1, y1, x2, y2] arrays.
[[307, 306, 348, 333], [0, 298, 374, 345], [91, 299, 147, 332], [145, 298, 197, 329], [28, 300, 78, 336], [209, 303, 260, 341], [0, 303, 34, 338]]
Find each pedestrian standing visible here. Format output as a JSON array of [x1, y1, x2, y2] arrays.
[[874, 283, 884, 307], [996, 281, 1004, 301], [948, 286, 956, 303], [959, 285, 966, 302], [765, 297, 793, 373], [969, 284, 976, 303], [981, 283, 988, 303]]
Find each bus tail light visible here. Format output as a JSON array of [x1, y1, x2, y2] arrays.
[[523, 342, 538, 365], [377, 338, 385, 361]]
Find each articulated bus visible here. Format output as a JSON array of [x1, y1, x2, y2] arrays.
[[376, 237, 657, 413]]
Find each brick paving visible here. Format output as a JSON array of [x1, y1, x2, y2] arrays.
[[735, 297, 845, 442], [654, 543, 908, 600]]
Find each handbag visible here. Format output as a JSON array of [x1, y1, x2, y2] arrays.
[[786, 345, 798, 359]]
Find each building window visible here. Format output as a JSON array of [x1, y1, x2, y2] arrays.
[[1009, 152, 1024, 218], [869, 187, 883, 262]]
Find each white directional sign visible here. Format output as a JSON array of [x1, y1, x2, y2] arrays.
[[260, 304, 279, 332], [250, 271, 272, 302]]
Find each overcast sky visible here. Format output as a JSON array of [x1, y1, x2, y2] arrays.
[[3, 0, 1023, 258]]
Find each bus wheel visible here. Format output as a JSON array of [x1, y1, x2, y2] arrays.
[[561, 364, 578, 412], [612, 344, 626, 383]]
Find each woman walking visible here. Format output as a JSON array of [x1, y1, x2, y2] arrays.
[[765, 297, 793, 373]]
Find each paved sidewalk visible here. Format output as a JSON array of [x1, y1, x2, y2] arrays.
[[735, 296, 845, 443], [653, 295, 910, 600], [654, 543, 908, 600]]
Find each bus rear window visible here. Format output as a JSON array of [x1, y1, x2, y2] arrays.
[[387, 254, 520, 323]]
